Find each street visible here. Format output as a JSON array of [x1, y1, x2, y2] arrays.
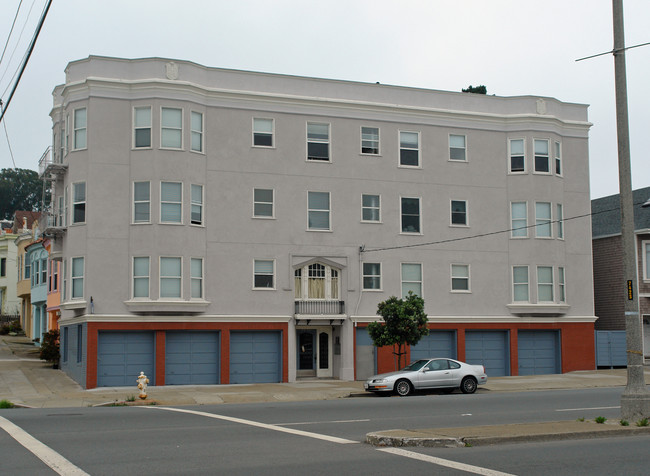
[[1, 387, 647, 475]]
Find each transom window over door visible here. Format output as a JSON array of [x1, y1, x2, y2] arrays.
[[294, 263, 340, 300]]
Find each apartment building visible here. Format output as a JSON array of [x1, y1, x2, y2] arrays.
[[41, 56, 596, 389]]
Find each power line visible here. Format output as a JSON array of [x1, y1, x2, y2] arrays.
[[0, 0, 38, 92], [2, 116, 17, 168], [0, 0, 25, 67]]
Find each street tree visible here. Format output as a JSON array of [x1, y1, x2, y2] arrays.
[[0, 168, 46, 220], [367, 291, 428, 370], [462, 85, 487, 94]]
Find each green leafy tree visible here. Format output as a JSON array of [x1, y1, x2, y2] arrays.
[[367, 291, 429, 370], [39, 329, 60, 368], [0, 168, 47, 220], [462, 85, 487, 94]]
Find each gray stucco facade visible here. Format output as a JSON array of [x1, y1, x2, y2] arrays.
[[42, 56, 596, 388]]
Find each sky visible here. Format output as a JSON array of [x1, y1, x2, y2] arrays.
[[0, 0, 648, 199]]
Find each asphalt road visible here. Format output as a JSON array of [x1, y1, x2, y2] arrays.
[[0, 387, 646, 476]]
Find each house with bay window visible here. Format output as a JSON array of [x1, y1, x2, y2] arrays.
[[40, 56, 596, 389]]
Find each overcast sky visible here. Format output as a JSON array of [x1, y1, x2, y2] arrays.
[[0, 0, 648, 199]]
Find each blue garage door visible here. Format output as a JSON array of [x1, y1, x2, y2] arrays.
[[166, 331, 220, 385], [518, 330, 560, 375], [466, 331, 509, 377], [410, 331, 456, 362], [97, 332, 155, 387], [230, 331, 281, 384]]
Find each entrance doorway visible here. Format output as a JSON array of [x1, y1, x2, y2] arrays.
[[296, 327, 332, 378]]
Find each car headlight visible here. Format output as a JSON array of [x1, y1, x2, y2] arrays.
[[372, 378, 386, 384]]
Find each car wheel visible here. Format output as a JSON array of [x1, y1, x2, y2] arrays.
[[460, 376, 478, 394], [394, 379, 412, 396]]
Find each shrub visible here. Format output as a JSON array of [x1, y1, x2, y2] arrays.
[[0, 399, 15, 409], [39, 330, 60, 368], [636, 418, 649, 427], [594, 416, 607, 424], [620, 419, 629, 426]]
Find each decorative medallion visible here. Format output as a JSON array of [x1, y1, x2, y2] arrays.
[[536, 98, 547, 115], [165, 62, 179, 80]]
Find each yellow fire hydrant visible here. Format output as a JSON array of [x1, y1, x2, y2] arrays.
[[136, 371, 149, 400]]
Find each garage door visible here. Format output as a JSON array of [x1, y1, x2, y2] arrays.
[[518, 330, 560, 375], [230, 331, 281, 384], [355, 327, 376, 380], [466, 331, 509, 377], [166, 331, 220, 385], [97, 332, 155, 387], [410, 331, 456, 362]]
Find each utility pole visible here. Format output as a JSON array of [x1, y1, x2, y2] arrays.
[[612, 0, 650, 421]]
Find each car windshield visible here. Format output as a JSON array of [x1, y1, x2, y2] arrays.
[[401, 360, 429, 371]]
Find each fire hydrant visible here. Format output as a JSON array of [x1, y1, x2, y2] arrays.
[[136, 371, 149, 400]]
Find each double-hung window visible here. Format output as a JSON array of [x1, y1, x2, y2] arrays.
[[362, 262, 381, 290], [361, 127, 379, 154], [558, 267, 566, 302], [449, 134, 466, 161], [308, 191, 330, 230], [161, 107, 182, 148], [73, 108, 87, 150], [537, 266, 554, 302], [401, 197, 421, 233], [451, 200, 467, 226], [160, 257, 181, 298], [451, 264, 470, 292], [254, 259, 274, 289], [71, 257, 84, 299], [511, 202, 527, 237], [253, 118, 274, 147], [554, 141, 562, 175], [134, 107, 151, 148], [191, 111, 203, 152], [556, 203, 564, 239], [133, 257, 150, 298], [191, 258, 203, 298], [401, 263, 422, 298], [512, 266, 529, 302], [307, 123, 329, 161], [57, 196, 64, 227], [40, 258, 47, 285], [161, 182, 182, 223], [72, 182, 86, 224], [399, 131, 419, 167], [535, 202, 552, 238], [509, 139, 525, 173], [361, 194, 380, 222], [133, 181, 150, 223], [645, 242, 650, 280], [534, 139, 550, 173], [254, 188, 274, 218], [191, 184, 203, 225], [0, 257, 5, 277]]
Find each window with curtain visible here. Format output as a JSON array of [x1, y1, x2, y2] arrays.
[[362, 194, 380, 222], [294, 263, 340, 300]]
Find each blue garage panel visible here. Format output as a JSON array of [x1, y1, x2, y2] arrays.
[[97, 332, 155, 387], [595, 331, 626, 367], [466, 331, 509, 377], [518, 330, 560, 375], [410, 331, 456, 362], [355, 327, 376, 380], [166, 331, 220, 385], [230, 331, 281, 384]]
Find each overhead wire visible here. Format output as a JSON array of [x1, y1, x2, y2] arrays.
[[0, 0, 25, 67], [0, 0, 38, 94]]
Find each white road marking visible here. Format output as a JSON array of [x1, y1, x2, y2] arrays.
[[145, 406, 358, 444], [556, 406, 620, 412], [0, 415, 89, 476], [378, 447, 517, 476], [276, 418, 370, 426]]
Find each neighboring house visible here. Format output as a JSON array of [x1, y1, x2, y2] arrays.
[[45, 238, 61, 331], [26, 239, 48, 344], [12, 211, 41, 336], [591, 186, 650, 361], [0, 227, 20, 318], [42, 56, 596, 389]]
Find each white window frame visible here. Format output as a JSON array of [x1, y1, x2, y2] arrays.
[[509, 138, 526, 173], [71, 257, 84, 300], [160, 107, 183, 149], [401, 262, 422, 298], [253, 118, 274, 148], [535, 202, 552, 238], [73, 107, 87, 150], [558, 267, 566, 303], [451, 264, 470, 292], [537, 266, 554, 302], [190, 184, 203, 226], [533, 139, 550, 174], [64, 185, 69, 226], [64, 114, 69, 157], [449, 134, 467, 162], [132, 256, 150, 299], [307, 191, 331, 231], [556, 203, 564, 239], [361, 126, 380, 155], [511, 201, 528, 238], [191, 257, 203, 299], [72, 182, 86, 225], [253, 188, 275, 218], [293, 263, 340, 300], [133, 106, 152, 149], [160, 257, 182, 299], [399, 130, 420, 168], [512, 265, 529, 302], [307, 122, 330, 162], [450, 199, 468, 226], [160, 181, 183, 224], [642, 241, 650, 282], [61, 259, 66, 301], [190, 111, 204, 153], [400, 196, 421, 234], [133, 181, 151, 224], [253, 259, 275, 290], [554, 141, 562, 176], [362, 262, 382, 291], [361, 194, 381, 223]]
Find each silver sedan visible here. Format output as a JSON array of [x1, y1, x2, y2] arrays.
[[364, 358, 488, 396]]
